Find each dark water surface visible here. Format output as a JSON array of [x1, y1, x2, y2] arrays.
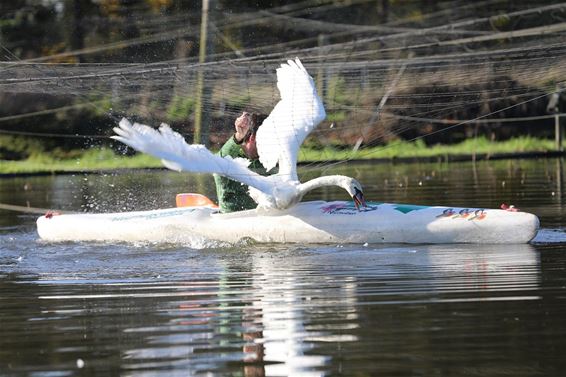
[[1, 159, 566, 376]]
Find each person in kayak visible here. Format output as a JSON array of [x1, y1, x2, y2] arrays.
[[214, 111, 272, 212]]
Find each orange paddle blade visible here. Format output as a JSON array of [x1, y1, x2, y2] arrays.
[[176, 193, 218, 208]]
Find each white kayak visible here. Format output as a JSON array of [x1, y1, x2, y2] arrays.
[[36, 200, 539, 244]]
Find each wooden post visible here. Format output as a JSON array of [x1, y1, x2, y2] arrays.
[[193, 0, 213, 145], [547, 84, 564, 151], [317, 34, 327, 102], [556, 158, 563, 204], [65, 0, 85, 63], [555, 114, 563, 152], [378, 0, 389, 23]]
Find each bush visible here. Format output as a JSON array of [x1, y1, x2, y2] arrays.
[[166, 96, 195, 122]]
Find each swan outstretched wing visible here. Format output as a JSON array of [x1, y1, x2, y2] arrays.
[[256, 58, 326, 180], [112, 118, 274, 195]]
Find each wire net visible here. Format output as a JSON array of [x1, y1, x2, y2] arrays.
[[0, 0, 565, 163]]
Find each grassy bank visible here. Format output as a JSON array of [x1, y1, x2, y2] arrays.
[[0, 136, 560, 175], [0, 149, 162, 174], [301, 136, 558, 161]]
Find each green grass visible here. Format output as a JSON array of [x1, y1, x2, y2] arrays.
[[0, 148, 162, 174], [298, 136, 557, 161], [0, 136, 559, 174]]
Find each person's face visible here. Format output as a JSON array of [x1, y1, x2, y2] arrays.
[[236, 111, 258, 159], [242, 133, 258, 159]]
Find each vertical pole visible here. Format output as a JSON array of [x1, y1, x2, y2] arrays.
[[378, 0, 389, 23], [556, 158, 563, 205], [64, 0, 85, 63], [548, 84, 564, 152], [317, 34, 327, 102], [555, 114, 563, 152], [193, 0, 212, 145]]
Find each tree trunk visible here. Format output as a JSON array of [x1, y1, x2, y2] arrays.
[[378, 0, 389, 24], [65, 0, 85, 62]]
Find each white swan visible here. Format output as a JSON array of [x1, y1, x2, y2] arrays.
[[112, 58, 366, 211]]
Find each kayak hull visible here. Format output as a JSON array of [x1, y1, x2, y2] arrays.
[[36, 201, 539, 244]]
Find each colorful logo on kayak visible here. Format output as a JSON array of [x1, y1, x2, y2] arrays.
[[321, 202, 378, 215], [436, 208, 487, 221]]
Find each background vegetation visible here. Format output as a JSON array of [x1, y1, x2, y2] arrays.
[[1, 0, 565, 172]]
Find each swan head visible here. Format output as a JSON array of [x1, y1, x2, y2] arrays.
[[322, 176, 367, 210], [347, 178, 367, 210], [300, 175, 367, 211]]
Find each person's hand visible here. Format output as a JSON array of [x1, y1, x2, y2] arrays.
[[234, 112, 251, 142]]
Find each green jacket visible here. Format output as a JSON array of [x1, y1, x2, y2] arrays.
[[213, 136, 273, 213]]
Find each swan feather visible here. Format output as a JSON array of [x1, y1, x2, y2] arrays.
[[256, 58, 326, 180]]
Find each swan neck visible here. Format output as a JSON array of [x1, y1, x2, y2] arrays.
[[298, 175, 351, 195]]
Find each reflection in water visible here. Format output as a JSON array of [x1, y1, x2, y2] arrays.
[[113, 250, 361, 376], [1, 242, 543, 375], [245, 253, 359, 376], [424, 244, 540, 299]]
